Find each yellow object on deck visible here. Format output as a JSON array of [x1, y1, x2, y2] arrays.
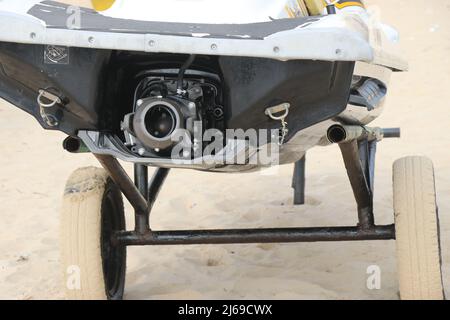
[[296, 0, 309, 16], [284, 0, 309, 18], [91, 0, 115, 11], [335, 1, 365, 9], [304, 0, 326, 15], [304, 0, 365, 15]]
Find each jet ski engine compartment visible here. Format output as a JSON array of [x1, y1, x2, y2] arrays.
[[0, 42, 354, 162]]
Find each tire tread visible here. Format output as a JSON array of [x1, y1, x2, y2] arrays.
[[393, 156, 444, 300]]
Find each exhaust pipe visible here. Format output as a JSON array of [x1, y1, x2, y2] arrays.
[[327, 125, 400, 144], [63, 136, 90, 153], [327, 125, 365, 144], [133, 98, 184, 150]]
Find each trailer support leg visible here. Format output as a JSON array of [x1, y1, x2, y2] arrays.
[[133, 164, 170, 232], [292, 155, 306, 205], [339, 139, 376, 230], [95, 154, 149, 216], [133, 164, 149, 233]]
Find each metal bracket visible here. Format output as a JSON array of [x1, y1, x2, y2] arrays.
[[37, 88, 62, 127], [265, 102, 290, 145]]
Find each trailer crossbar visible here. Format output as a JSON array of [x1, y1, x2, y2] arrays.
[[114, 225, 395, 246]]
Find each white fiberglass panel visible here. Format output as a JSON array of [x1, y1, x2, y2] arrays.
[[102, 0, 304, 24]]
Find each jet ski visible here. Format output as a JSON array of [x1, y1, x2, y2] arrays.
[[2, 1, 443, 301], [0, 0, 407, 171]]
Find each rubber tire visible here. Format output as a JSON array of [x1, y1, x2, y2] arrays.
[[60, 167, 126, 300], [393, 156, 444, 300]]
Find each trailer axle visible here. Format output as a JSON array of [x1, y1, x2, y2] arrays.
[[114, 225, 395, 246]]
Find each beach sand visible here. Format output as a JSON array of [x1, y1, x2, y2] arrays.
[[0, 0, 449, 299]]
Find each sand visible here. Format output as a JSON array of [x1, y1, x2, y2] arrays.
[[0, 0, 449, 300]]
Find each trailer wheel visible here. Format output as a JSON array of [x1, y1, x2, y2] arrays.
[[393, 156, 444, 300], [60, 167, 126, 300]]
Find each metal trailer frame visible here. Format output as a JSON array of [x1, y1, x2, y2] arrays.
[[292, 156, 306, 205], [93, 131, 400, 248]]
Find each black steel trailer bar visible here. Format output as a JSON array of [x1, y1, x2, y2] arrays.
[[292, 155, 306, 205], [91, 129, 399, 246], [133, 164, 150, 233], [95, 154, 149, 217], [114, 225, 395, 246], [147, 167, 171, 214], [132, 164, 170, 231], [96, 155, 151, 234], [340, 140, 375, 229], [94, 130, 399, 247]]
